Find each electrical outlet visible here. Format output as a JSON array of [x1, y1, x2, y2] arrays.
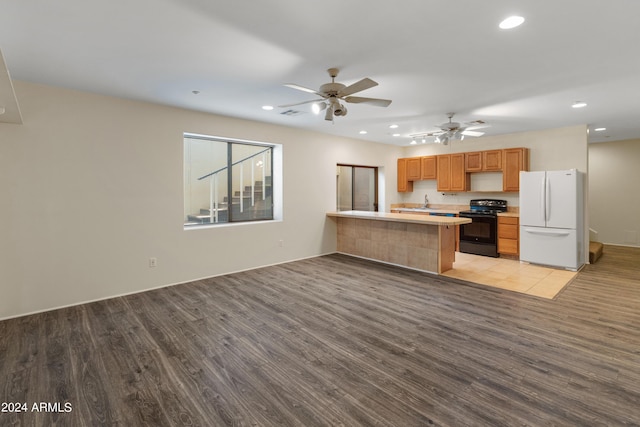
[[278, 239, 284, 247], [149, 257, 157, 268]]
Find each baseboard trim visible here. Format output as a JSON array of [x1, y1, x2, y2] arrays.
[[0, 252, 336, 322]]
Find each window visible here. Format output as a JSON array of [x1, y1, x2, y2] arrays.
[[184, 134, 278, 227], [336, 165, 378, 211]]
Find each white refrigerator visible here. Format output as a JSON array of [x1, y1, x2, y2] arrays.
[[519, 169, 585, 270]]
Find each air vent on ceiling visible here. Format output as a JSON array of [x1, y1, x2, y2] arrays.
[[280, 109, 305, 116]]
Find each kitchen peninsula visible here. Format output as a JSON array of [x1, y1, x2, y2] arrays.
[[327, 211, 471, 274]]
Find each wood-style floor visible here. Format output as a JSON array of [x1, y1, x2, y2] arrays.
[[1, 245, 640, 426]]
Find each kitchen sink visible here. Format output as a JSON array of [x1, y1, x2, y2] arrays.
[[396, 207, 441, 212]]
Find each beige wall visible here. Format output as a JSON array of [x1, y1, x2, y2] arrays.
[[0, 81, 402, 320], [0, 80, 598, 320], [400, 125, 590, 264], [400, 125, 589, 208], [588, 139, 640, 246]]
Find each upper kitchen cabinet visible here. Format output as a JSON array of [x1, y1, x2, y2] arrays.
[[397, 156, 437, 193], [438, 153, 469, 192], [450, 153, 468, 191], [406, 157, 421, 181], [502, 148, 530, 192], [483, 150, 503, 171], [398, 148, 528, 193], [436, 155, 451, 191], [421, 156, 437, 179], [397, 158, 413, 192], [465, 150, 502, 172], [465, 151, 482, 172]]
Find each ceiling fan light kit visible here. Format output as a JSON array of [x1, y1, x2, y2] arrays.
[[311, 101, 327, 114], [280, 68, 392, 122], [324, 107, 333, 121], [409, 113, 487, 145], [280, 70, 488, 141]]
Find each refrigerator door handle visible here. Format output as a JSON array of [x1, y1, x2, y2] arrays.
[[545, 177, 551, 223], [523, 227, 571, 237], [540, 177, 546, 223]]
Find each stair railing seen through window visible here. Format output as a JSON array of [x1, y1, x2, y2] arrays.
[[184, 135, 274, 226]]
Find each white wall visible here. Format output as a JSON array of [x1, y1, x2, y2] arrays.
[[0, 81, 402, 320], [588, 138, 640, 247]]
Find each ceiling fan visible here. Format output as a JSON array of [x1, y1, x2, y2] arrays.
[[411, 113, 487, 145], [279, 68, 392, 121]]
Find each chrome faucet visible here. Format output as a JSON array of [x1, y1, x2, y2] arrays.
[[424, 193, 429, 207]]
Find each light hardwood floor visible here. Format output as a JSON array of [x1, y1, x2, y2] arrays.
[[444, 252, 578, 299], [1, 245, 639, 426]]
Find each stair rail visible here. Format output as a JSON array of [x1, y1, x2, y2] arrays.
[[197, 147, 271, 223]]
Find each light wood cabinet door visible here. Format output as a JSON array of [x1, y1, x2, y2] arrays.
[[466, 150, 503, 172], [450, 153, 468, 191], [397, 158, 413, 192], [498, 216, 519, 255], [437, 154, 468, 192], [465, 151, 483, 172], [421, 156, 437, 179], [436, 155, 451, 191], [406, 157, 421, 181], [483, 150, 503, 171], [503, 148, 530, 192]]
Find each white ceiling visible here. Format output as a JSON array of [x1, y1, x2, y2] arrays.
[[2, 0, 640, 145]]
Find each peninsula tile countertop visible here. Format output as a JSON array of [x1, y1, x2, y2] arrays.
[[327, 210, 472, 226]]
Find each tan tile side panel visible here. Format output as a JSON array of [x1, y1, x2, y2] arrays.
[[439, 225, 456, 272], [337, 217, 440, 273]]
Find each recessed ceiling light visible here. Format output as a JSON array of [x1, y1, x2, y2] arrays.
[[572, 101, 587, 108], [594, 127, 606, 131], [392, 133, 401, 137], [359, 130, 367, 135], [389, 124, 399, 129], [499, 16, 525, 29], [262, 105, 274, 111], [410, 140, 417, 145]]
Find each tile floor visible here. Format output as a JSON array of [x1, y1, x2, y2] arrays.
[[443, 252, 578, 299]]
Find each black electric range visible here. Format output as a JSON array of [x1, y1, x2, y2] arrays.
[[458, 199, 507, 257]]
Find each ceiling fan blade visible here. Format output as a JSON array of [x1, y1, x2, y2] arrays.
[[344, 96, 392, 107], [411, 130, 443, 137], [461, 130, 485, 137], [284, 83, 323, 96], [277, 98, 324, 108], [338, 77, 378, 97], [465, 124, 490, 131]]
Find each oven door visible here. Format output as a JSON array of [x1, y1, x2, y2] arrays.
[[459, 213, 497, 244]]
